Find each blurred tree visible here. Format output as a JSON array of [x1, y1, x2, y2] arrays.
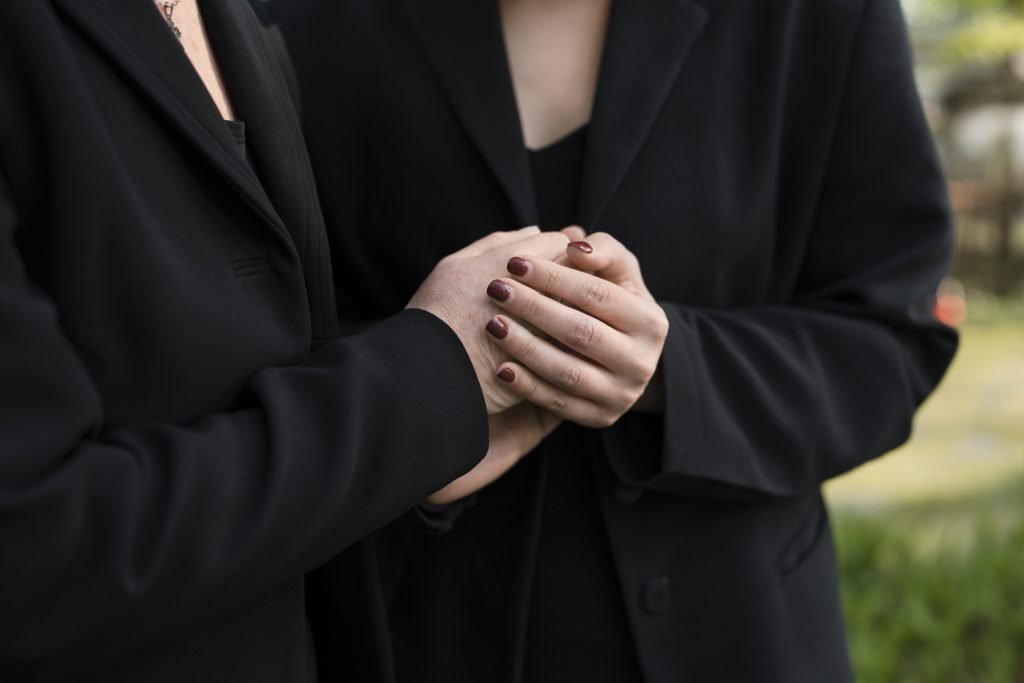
[[920, 0, 1024, 295]]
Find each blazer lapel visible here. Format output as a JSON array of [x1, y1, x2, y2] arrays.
[[408, 0, 538, 226], [578, 0, 708, 227], [50, 0, 290, 242], [200, 0, 339, 340], [199, 0, 316, 251]]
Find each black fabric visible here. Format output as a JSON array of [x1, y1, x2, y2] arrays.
[[0, 0, 488, 680], [225, 119, 249, 163], [281, 0, 959, 681], [526, 125, 587, 228], [522, 128, 643, 683]]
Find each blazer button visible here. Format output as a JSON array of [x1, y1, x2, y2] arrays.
[[612, 483, 643, 505], [642, 576, 672, 614]]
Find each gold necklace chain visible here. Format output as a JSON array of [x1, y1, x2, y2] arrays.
[[154, 0, 182, 39]]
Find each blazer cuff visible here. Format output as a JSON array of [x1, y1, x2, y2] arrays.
[[602, 304, 700, 485], [365, 308, 489, 491]]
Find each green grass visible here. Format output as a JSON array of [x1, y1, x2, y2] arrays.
[[836, 500, 1024, 683], [825, 304, 1024, 682]]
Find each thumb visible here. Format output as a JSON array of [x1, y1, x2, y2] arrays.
[[564, 233, 638, 285], [560, 224, 587, 242]]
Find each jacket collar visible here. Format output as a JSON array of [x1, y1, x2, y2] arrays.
[[408, 0, 537, 226], [408, 0, 708, 229], [579, 0, 708, 227], [50, 0, 293, 244]]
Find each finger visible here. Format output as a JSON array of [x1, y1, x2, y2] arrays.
[[485, 314, 618, 404], [564, 232, 649, 295], [455, 226, 540, 258], [557, 226, 589, 267], [560, 225, 587, 242], [494, 362, 611, 429], [502, 256, 656, 334], [485, 279, 633, 370]]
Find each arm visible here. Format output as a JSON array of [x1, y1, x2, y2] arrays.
[[0, 170, 490, 678], [482, 0, 957, 500]]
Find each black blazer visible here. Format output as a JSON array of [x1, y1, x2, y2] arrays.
[[0, 1, 488, 681], [282, 0, 957, 681]]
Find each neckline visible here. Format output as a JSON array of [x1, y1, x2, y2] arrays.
[[526, 123, 589, 154]]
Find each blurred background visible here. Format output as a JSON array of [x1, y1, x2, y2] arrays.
[[824, 0, 1024, 679]]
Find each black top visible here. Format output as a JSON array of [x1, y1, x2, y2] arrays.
[[522, 126, 643, 683]]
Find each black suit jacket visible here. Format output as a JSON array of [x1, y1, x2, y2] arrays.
[[0, 1, 488, 680], [281, 0, 957, 681]]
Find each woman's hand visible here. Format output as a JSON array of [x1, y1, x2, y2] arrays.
[[483, 232, 669, 427], [407, 226, 571, 415], [425, 403, 561, 505]]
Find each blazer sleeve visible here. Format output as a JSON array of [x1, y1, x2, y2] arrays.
[[0, 172, 488, 678], [601, 0, 957, 501]]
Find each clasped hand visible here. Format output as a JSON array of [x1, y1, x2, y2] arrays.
[[485, 231, 669, 427], [409, 227, 668, 504]]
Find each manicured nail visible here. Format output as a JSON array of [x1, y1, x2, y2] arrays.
[[487, 280, 513, 302], [569, 241, 593, 254], [486, 317, 509, 339], [497, 367, 516, 383], [507, 257, 529, 276]]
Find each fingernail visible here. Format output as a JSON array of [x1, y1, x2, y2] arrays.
[[497, 367, 516, 383], [569, 241, 593, 254], [486, 317, 509, 339], [487, 280, 513, 302], [507, 257, 529, 276]]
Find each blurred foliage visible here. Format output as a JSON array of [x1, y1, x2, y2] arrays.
[[829, 311, 1024, 681], [964, 290, 1024, 323], [916, 0, 1024, 64], [923, 0, 1024, 11], [836, 494, 1024, 683], [944, 14, 1024, 62]]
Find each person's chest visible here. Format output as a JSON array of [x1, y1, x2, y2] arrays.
[[2, 0, 320, 424], [286, 0, 862, 319]]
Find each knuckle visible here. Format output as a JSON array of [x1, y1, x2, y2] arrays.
[[567, 317, 598, 351], [646, 308, 670, 338], [547, 394, 569, 414], [520, 376, 539, 399], [521, 293, 543, 322], [542, 266, 561, 294], [580, 281, 611, 309], [629, 357, 657, 382], [516, 337, 538, 364], [516, 374, 540, 401], [557, 363, 584, 389]]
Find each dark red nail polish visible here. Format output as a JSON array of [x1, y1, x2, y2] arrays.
[[507, 257, 529, 276], [497, 367, 516, 383], [486, 317, 509, 339], [487, 280, 513, 302], [569, 241, 593, 254]]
